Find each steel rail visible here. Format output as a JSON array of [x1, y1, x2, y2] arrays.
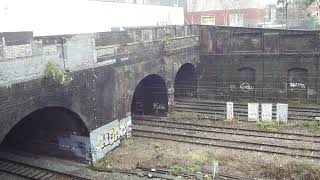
[[132, 129, 320, 160], [0, 158, 90, 180]]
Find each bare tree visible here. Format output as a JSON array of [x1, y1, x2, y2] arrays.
[[219, 0, 247, 26]]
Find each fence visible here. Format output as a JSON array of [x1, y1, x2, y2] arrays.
[[229, 18, 320, 30]]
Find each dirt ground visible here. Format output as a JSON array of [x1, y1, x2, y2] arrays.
[[95, 115, 320, 179]]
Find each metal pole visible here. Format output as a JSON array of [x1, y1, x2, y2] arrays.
[[285, 0, 288, 29]]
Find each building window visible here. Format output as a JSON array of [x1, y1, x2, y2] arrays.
[[200, 15, 215, 25]]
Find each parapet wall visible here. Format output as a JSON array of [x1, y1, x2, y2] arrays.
[[0, 25, 199, 86], [200, 26, 320, 55]]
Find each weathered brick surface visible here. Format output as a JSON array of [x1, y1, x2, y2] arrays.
[[199, 26, 320, 102], [0, 25, 199, 142], [3, 25, 320, 144]]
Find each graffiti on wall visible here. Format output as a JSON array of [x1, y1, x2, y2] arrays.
[[58, 134, 91, 160], [90, 116, 132, 162], [289, 83, 306, 89], [153, 102, 166, 110], [240, 82, 254, 92]]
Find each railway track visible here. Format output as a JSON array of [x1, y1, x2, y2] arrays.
[[92, 165, 248, 180], [175, 99, 320, 121], [0, 158, 89, 180], [133, 116, 320, 142], [133, 116, 320, 160], [136, 167, 250, 180]]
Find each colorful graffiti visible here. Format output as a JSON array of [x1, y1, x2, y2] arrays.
[[90, 116, 132, 162]]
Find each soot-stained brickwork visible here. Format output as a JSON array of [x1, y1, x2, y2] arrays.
[[1, 25, 320, 147], [199, 26, 320, 103], [0, 26, 199, 143]]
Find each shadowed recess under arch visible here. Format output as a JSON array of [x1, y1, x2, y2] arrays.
[[174, 63, 197, 99], [1, 107, 90, 161], [131, 74, 168, 116]]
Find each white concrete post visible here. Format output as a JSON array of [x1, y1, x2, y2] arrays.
[[248, 103, 259, 122], [277, 103, 288, 123], [226, 102, 234, 120], [261, 103, 273, 122], [212, 161, 219, 179]]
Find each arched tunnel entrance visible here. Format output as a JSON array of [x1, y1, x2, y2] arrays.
[[131, 74, 168, 116], [1, 107, 91, 162], [174, 63, 197, 100]]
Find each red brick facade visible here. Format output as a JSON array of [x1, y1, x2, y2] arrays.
[[186, 8, 266, 27]]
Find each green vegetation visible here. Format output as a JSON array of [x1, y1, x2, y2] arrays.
[[288, 162, 320, 179], [303, 121, 320, 132], [162, 28, 173, 46], [188, 152, 209, 164], [162, 33, 172, 45], [257, 122, 281, 132], [44, 62, 72, 85], [304, 0, 320, 6], [169, 164, 202, 176]]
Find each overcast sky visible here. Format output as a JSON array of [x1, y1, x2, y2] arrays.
[[257, 0, 278, 6], [0, 0, 280, 35], [0, 0, 184, 35]]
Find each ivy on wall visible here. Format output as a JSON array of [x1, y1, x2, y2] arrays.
[[44, 62, 72, 85]]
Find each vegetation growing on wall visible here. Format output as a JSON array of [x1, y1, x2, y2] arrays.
[[126, 31, 143, 43], [162, 32, 173, 46], [44, 62, 72, 85]]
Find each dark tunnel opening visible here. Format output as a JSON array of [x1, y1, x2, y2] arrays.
[[1, 107, 91, 162], [131, 74, 168, 116], [174, 63, 197, 100]]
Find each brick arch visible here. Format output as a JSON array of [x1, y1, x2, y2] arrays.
[[174, 63, 198, 99], [130, 74, 168, 116], [0, 103, 90, 144]]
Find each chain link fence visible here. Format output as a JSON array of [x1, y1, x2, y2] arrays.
[[230, 18, 320, 30]]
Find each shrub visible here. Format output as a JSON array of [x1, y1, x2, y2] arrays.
[[44, 62, 72, 85]]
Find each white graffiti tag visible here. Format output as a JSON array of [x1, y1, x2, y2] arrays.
[[153, 103, 166, 110], [289, 83, 306, 89], [240, 82, 254, 92]]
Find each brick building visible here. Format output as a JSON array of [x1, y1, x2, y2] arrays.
[[186, 8, 266, 27]]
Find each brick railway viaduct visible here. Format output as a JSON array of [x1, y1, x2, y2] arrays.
[[0, 25, 320, 162]]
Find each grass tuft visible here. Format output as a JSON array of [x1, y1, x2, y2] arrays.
[[257, 122, 280, 132], [303, 121, 320, 131], [169, 164, 202, 176]]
